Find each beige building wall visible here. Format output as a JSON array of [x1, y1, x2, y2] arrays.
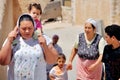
[[0, 0, 13, 80], [72, 0, 111, 26], [18, 0, 49, 13], [110, 0, 120, 24], [0, 0, 14, 48]]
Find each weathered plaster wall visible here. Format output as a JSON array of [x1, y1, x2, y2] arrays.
[[72, 0, 111, 26], [0, 0, 13, 79]]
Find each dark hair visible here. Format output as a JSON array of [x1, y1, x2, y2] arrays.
[[57, 53, 66, 61], [18, 14, 34, 27], [50, 0, 54, 2], [52, 34, 59, 39], [28, 3, 42, 14], [91, 24, 96, 29], [53, 53, 66, 67], [105, 24, 120, 40]]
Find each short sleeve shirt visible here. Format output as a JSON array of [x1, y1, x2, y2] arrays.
[[102, 45, 120, 80], [49, 64, 68, 80]]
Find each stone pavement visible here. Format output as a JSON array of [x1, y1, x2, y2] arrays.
[[43, 21, 84, 80]]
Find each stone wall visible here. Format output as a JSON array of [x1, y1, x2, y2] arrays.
[[62, 6, 72, 23], [0, 0, 14, 48], [18, 0, 49, 13], [110, 0, 120, 24], [0, 0, 14, 79], [72, 0, 111, 26]]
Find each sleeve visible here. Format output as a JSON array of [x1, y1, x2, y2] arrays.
[[98, 37, 107, 55], [49, 67, 56, 77], [2, 38, 8, 47], [102, 45, 109, 63], [73, 35, 79, 49]]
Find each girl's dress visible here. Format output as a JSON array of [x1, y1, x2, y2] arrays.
[[49, 64, 68, 80], [35, 19, 42, 29]]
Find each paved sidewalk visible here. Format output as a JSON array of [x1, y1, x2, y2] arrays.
[[43, 21, 84, 80]]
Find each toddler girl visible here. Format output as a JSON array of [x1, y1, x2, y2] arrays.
[[28, 2, 43, 36], [49, 54, 70, 80]]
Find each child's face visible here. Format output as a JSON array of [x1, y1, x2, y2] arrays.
[[29, 6, 41, 20], [57, 58, 65, 68]]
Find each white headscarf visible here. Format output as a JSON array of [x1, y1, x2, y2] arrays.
[[16, 13, 36, 28], [86, 18, 97, 28]]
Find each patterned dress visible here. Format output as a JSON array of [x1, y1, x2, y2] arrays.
[[74, 33, 106, 80], [7, 35, 52, 80]]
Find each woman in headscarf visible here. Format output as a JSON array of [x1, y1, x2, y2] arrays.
[[0, 14, 58, 80], [67, 18, 106, 80]]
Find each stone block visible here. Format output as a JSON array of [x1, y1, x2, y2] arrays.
[[41, 1, 62, 21]]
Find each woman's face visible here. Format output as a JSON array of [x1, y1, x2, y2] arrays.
[[29, 6, 41, 20], [19, 20, 34, 40], [84, 23, 95, 35]]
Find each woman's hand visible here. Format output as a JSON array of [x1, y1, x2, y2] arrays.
[[8, 26, 18, 43], [66, 61, 72, 70], [37, 29, 46, 46], [38, 34, 46, 47], [87, 64, 96, 71]]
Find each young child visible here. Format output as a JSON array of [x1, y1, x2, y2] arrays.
[[49, 54, 70, 80], [28, 2, 43, 35]]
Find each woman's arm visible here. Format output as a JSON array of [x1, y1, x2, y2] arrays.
[[0, 27, 18, 65], [0, 40, 12, 65], [38, 35, 58, 64], [67, 47, 78, 70], [43, 43, 58, 64], [87, 37, 106, 71], [87, 54, 103, 71]]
